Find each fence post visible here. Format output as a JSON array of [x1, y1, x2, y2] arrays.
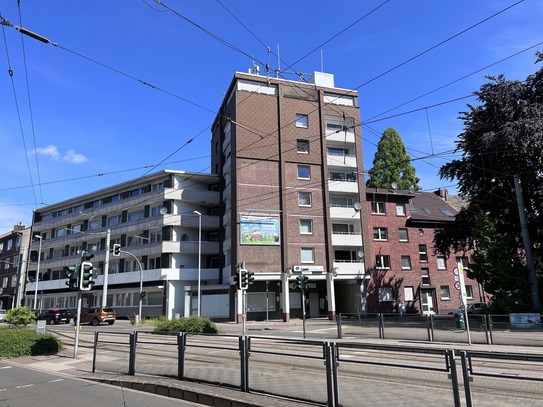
[[485, 314, 493, 345], [239, 336, 248, 392], [324, 342, 335, 407], [337, 313, 343, 339], [331, 342, 341, 407], [447, 350, 462, 407], [92, 331, 98, 373], [128, 332, 136, 376], [245, 336, 251, 392], [379, 313, 385, 339], [460, 351, 473, 407], [177, 332, 186, 380], [429, 314, 435, 341]]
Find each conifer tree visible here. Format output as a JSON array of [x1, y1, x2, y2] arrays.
[[366, 127, 420, 191]]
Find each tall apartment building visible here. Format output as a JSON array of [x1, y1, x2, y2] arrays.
[[26, 170, 222, 319], [211, 71, 369, 322], [0, 224, 30, 310]]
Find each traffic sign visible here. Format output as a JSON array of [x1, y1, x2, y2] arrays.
[[452, 267, 459, 276], [454, 281, 460, 291]]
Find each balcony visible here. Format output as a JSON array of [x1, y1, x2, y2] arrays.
[[328, 179, 359, 193], [331, 233, 363, 247], [327, 154, 357, 168], [332, 261, 365, 276], [329, 205, 360, 219], [326, 130, 355, 144]]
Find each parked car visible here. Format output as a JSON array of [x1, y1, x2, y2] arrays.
[[36, 308, 72, 325], [0, 309, 7, 322], [450, 302, 488, 316], [76, 307, 116, 326]]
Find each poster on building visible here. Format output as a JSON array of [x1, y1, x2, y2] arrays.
[[240, 214, 280, 245]]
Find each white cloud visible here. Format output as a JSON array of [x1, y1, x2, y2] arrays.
[[34, 145, 88, 164], [64, 149, 89, 164], [35, 145, 61, 160]]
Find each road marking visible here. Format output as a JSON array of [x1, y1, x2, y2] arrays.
[[0, 366, 12, 370], [15, 384, 34, 388], [49, 379, 64, 383]]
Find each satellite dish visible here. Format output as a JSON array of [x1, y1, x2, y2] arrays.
[[353, 202, 362, 211], [159, 207, 168, 215], [391, 182, 398, 190], [357, 251, 364, 258]]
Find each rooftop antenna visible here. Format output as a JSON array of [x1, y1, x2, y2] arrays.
[[321, 49, 324, 72], [276, 44, 281, 78]]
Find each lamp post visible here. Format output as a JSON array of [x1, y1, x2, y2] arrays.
[[193, 210, 202, 317], [33, 235, 42, 312]]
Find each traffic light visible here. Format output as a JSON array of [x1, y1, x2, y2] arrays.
[[295, 275, 309, 290], [240, 269, 249, 290], [112, 244, 121, 256], [80, 261, 95, 291], [140, 291, 146, 299], [247, 271, 255, 286], [64, 265, 79, 290], [233, 271, 241, 289], [302, 275, 309, 290]]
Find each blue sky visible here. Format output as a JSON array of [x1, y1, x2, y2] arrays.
[[1, 0, 542, 234]]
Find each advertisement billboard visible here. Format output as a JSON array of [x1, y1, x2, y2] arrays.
[[240, 215, 280, 245]]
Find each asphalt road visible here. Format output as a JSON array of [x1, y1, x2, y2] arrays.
[[0, 361, 201, 407]]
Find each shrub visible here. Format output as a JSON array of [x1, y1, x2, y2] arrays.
[[153, 316, 219, 334], [5, 306, 36, 327], [0, 326, 63, 358]]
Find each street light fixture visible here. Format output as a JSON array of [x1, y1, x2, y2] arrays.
[[33, 235, 42, 313], [193, 210, 202, 317]]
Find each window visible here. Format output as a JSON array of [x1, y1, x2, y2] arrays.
[[7, 239, 13, 250], [437, 256, 447, 270], [299, 220, 313, 234], [330, 196, 354, 207], [378, 287, 394, 302], [298, 192, 312, 207], [401, 256, 411, 269], [373, 227, 388, 241], [297, 165, 310, 180], [327, 147, 349, 156], [297, 139, 310, 154], [440, 285, 450, 300], [398, 228, 409, 242], [332, 224, 354, 234], [296, 113, 308, 128], [89, 220, 101, 230], [2, 277, 8, 288], [375, 255, 390, 269], [396, 203, 406, 216], [465, 285, 474, 299], [421, 268, 430, 285], [128, 210, 144, 222], [455, 256, 469, 269], [404, 286, 415, 301], [419, 244, 428, 263], [108, 215, 121, 226], [301, 248, 314, 263], [371, 201, 386, 214]]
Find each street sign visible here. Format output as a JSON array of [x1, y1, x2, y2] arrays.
[[454, 281, 460, 291], [452, 267, 459, 276]]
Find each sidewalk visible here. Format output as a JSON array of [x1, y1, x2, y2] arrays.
[[4, 319, 543, 407]]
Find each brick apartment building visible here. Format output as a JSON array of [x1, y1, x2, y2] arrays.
[[211, 70, 370, 322], [365, 188, 482, 315]]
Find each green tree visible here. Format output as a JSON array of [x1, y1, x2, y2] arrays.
[[366, 127, 421, 191], [436, 54, 543, 311]]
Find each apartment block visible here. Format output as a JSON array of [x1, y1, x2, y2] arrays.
[[26, 170, 221, 319]]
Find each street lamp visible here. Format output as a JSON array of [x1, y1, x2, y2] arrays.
[[193, 210, 202, 317], [33, 235, 42, 312]]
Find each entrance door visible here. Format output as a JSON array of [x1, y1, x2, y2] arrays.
[[309, 292, 320, 318], [421, 289, 435, 314]]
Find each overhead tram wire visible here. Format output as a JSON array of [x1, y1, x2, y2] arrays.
[[16, 5, 44, 204], [364, 39, 543, 122], [0, 15, 39, 208]]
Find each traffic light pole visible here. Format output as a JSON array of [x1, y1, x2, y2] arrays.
[[301, 282, 307, 339], [74, 281, 83, 359], [102, 229, 111, 307]]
